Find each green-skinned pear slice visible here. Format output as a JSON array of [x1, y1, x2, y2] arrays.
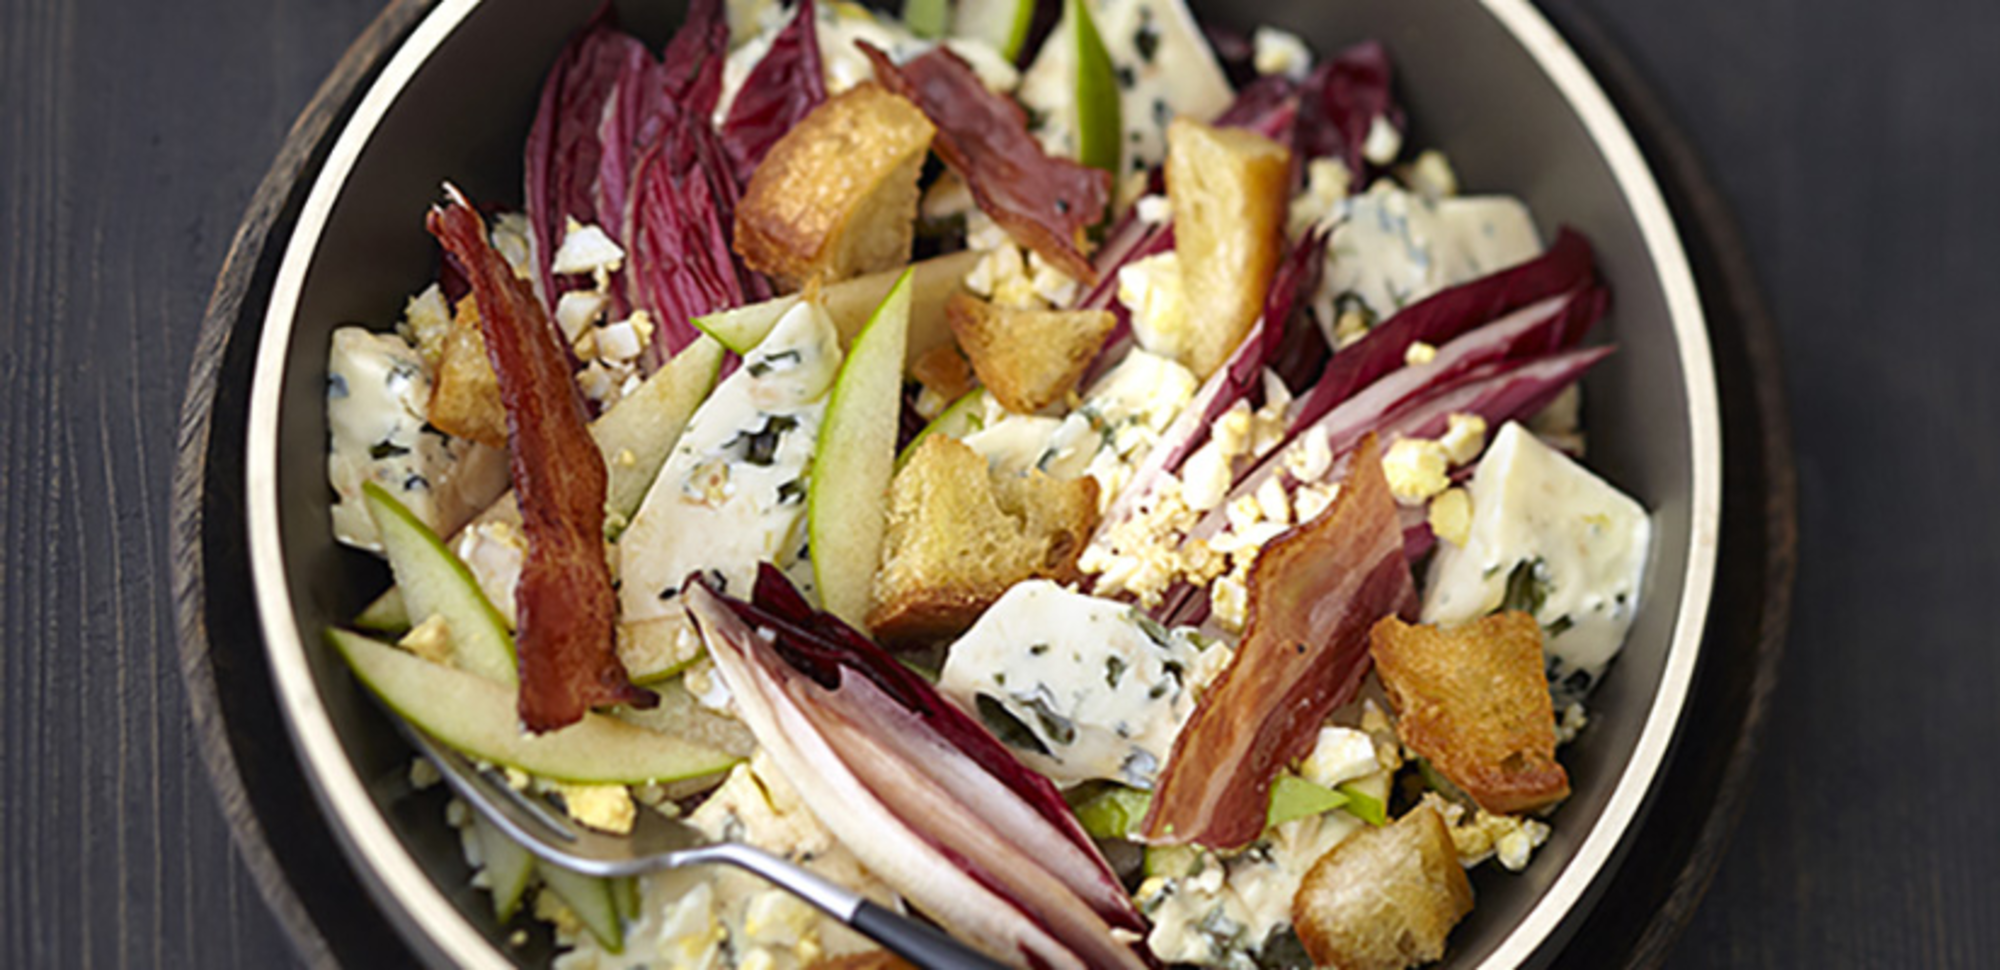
[[364, 482, 516, 685], [1069, 0, 1123, 177], [326, 629, 739, 784], [595, 335, 725, 532], [692, 250, 974, 364], [898, 387, 989, 469], [536, 860, 624, 953], [809, 270, 915, 628], [471, 814, 535, 922], [953, 0, 1035, 60]]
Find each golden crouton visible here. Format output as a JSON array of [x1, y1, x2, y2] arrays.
[[734, 84, 936, 290], [945, 292, 1115, 414], [1292, 803, 1475, 970], [809, 954, 913, 970], [868, 435, 1098, 643], [1370, 612, 1571, 815], [909, 341, 976, 404], [1165, 117, 1291, 378], [426, 295, 509, 448]]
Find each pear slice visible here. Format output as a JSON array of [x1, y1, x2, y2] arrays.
[[326, 629, 738, 784], [953, 0, 1035, 59], [363, 482, 516, 685], [693, 250, 974, 365], [471, 814, 534, 922], [537, 860, 625, 953], [898, 387, 989, 469], [809, 269, 916, 628]]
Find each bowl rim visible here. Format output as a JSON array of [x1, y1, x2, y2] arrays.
[[242, 0, 1722, 966]]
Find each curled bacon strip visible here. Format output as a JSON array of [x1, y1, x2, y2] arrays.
[[1142, 435, 1415, 849], [428, 187, 655, 732], [863, 43, 1110, 283]]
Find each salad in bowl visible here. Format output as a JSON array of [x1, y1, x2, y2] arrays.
[[277, 0, 1707, 967]]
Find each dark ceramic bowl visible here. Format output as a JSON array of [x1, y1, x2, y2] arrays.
[[243, 0, 1722, 965]]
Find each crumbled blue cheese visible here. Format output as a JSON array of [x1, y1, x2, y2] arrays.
[[489, 211, 537, 282], [1251, 26, 1312, 81], [716, 2, 1018, 127], [1019, 0, 1233, 174], [1044, 348, 1200, 496], [1117, 251, 1195, 366], [396, 283, 453, 366], [454, 517, 526, 627], [1315, 182, 1541, 340], [1138, 810, 1366, 968], [550, 220, 625, 278], [325, 327, 507, 552], [1418, 792, 1551, 872], [938, 582, 1210, 788], [1422, 422, 1651, 702], [618, 303, 840, 631]]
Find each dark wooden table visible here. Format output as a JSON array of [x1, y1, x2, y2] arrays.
[[4, 0, 1994, 966]]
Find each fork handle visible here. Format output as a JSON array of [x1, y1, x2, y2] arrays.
[[850, 900, 1012, 970]]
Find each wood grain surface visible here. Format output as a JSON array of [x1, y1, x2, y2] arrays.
[[3, 0, 1994, 967]]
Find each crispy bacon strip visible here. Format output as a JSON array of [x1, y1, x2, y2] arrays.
[[428, 187, 655, 732], [863, 43, 1110, 283], [1142, 435, 1414, 848]]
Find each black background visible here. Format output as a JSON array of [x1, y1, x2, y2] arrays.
[[3, 0, 1995, 966]]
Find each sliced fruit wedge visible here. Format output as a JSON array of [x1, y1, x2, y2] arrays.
[[326, 629, 739, 784], [471, 814, 535, 922], [1069, 0, 1122, 177], [809, 270, 916, 627], [536, 860, 625, 953], [953, 0, 1036, 60], [692, 250, 974, 364], [897, 386, 988, 468], [364, 482, 516, 685], [595, 334, 726, 531]]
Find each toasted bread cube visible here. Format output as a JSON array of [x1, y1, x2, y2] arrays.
[[910, 341, 976, 405], [945, 292, 1115, 413], [868, 435, 1099, 643], [1370, 611, 1571, 815], [734, 84, 936, 290], [425, 294, 509, 448], [1293, 803, 1475, 970], [1165, 117, 1291, 378]]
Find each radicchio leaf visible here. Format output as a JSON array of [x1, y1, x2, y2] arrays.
[[720, 0, 827, 186], [1296, 40, 1404, 177], [428, 187, 655, 732], [1142, 435, 1415, 849], [863, 42, 1111, 283], [524, 9, 649, 312], [1291, 228, 1598, 431], [685, 568, 1148, 968]]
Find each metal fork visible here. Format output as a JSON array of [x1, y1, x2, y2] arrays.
[[399, 726, 1007, 969]]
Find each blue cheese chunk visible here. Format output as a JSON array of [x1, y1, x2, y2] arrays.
[[1020, 0, 1234, 175], [618, 303, 840, 628], [1138, 811, 1365, 968], [938, 581, 1208, 789], [1318, 182, 1541, 335], [1422, 422, 1652, 701], [325, 327, 506, 552]]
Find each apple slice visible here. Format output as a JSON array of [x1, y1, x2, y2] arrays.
[[809, 269, 916, 627], [471, 814, 535, 921], [594, 334, 725, 531], [692, 250, 974, 364], [364, 482, 516, 685], [326, 629, 739, 784], [953, 0, 1035, 60], [1069, 0, 1123, 176], [537, 860, 624, 953], [897, 386, 989, 469]]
